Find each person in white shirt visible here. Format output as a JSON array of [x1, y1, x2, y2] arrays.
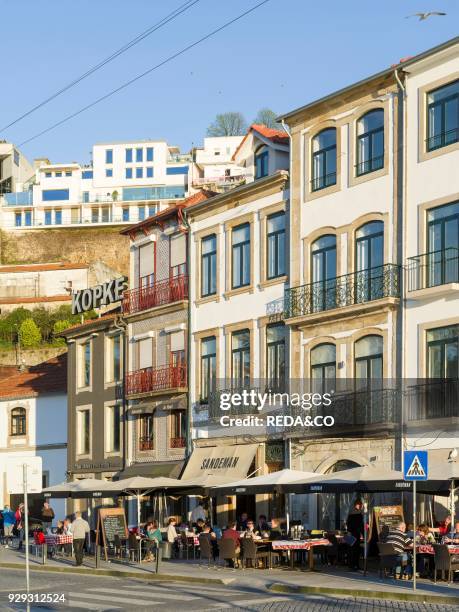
[[166, 517, 179, 558], [190, 502, 207, 525]]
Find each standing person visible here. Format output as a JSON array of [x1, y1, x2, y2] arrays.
[[346, 499, 364, 571], [40, 502, 55, 532], [190, 501, 207, 525], [166, 517, 179, 558], [15, 503, 25, 551], [2, 505, 15, 548], [71, 511, 90, 566]]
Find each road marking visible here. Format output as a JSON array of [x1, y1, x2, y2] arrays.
[[68, 600, 121, 611], [68, 592, 159, 606], [209, 596, 294, 607], [89, 587, 198, 601], [129, 583, 249, 594]]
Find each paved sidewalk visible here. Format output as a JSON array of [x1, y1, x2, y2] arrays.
[[1, 546, 458, 605]]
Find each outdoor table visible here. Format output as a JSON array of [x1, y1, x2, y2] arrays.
[[42, 534, 73, 564], [416, 544, 459, 555], [271, 538, 330, 570]]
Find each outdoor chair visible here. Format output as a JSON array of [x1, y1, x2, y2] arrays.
[[433, 544, 459, 583], [198, 534, 215, 568], [241, 538, 269, 569], [113, 534, 127, 559], [180, 530, 195, 560], [325, 532, 339, 566], [128, 532, 141, 563], [377, 542, 406, 578], [218, 538, 240, 569]]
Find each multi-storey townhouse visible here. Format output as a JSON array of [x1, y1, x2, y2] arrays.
[[403, 37, 459, 516], [186, 126, 289, 525], [279, 59, 403, 531], [119, 191, 214, 522], [2, 140, 191, 229], [0, 142, 34, 196], [191, 136, 246, 193]]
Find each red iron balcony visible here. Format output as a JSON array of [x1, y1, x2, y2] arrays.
[[122, 274, 188, 315], [169, 437, 186, 448], [126, 363, 187, 397]]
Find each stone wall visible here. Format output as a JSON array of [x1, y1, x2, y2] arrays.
[[0, 227, 130, 275], [0, 346, 67, 366]]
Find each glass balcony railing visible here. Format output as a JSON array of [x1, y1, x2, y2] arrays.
[[3, 192, 33, 206], [407, 248, 459, 291], [284, 264, 401, 319]]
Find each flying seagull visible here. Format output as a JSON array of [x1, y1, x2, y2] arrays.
[[406, 11, 446, 20]]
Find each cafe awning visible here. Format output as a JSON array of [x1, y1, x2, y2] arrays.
[[180, 443, 259, 491], [129, 395, 187, 415], [43, 478, 119, 499], [116, 461, 184, 480], [211, 468, 318, 495]]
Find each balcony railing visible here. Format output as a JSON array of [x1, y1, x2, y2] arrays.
[[407, 248, 459, 291], [2, 192, 33, 206], [356, 155, 384, 176], [284, 264, 400, 319], [122, 274, 188, 315], [311, 171, 336, 192], [138, 436, 154, 451], [407, 379, 459, 420], [426, 127, 459, 152], [192, 174, 249, 187], [169, 437, 186, 448], [125, 363, 187, 396]]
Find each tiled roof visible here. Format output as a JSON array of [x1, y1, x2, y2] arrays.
[[0, 295, 71, 305], [120, 190, 217, 236], [60, 313, 117, 335], [0, 263, 88, 274], [232, 124, 289, 160], [0, 353, 67, 400]]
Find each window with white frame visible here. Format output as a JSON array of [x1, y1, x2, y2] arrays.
[[78, 340, 91, 388], [106, 334, 122, 383], [135, 337, 152, 370], [77, 408, 91, 455], [106, 404, 121, 453]]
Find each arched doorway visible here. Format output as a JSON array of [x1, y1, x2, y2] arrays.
[[318, 459, 360, 531]]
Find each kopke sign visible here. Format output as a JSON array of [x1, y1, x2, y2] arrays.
[[72, 277, 127, 315]]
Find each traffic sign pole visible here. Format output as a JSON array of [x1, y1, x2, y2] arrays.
[[412, 480, 416, 591]]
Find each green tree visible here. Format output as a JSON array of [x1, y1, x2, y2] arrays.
[[19, 318, 42, 348], [253, 108, 281, 129], [207, 112, 247, 136], [31, 306, 55, 342], [52, 319, 71, 345]]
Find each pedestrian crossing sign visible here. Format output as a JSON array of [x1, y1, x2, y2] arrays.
[[403, 450, 428, 481]]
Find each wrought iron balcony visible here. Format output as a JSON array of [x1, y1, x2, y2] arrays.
[[426, 127, 459, 152], [407, 248, 459, 292], [311, 171, 336, 192], [169, 437, 186, 448], [138, 436, 154, 451], [125, 363, 187, 397], [356, 155, 384, 176], [122, 274, 188, 315], [284, 264, 400, 319], [406, 379, 459, 420]]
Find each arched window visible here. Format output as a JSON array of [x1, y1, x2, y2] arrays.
[[356, 109, 384, 176], [10, 407, 26, 436], [311, 235, 337, 311], [354, 335, 383, 379], [255, 145, 269, 179], [311, 343, 336, 382], [312, 128, 337, 191], [355, 221, 384, 302]]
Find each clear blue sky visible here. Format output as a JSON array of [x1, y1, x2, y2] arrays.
[[1, 0, 458, 164]]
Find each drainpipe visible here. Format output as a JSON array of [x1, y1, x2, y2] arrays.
[[394, 68, 407, 471], [182, 208, 193, 459], [113, 315, 128, 472]]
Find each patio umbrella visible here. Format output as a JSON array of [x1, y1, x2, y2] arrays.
[[110, 476, 188, 529], [427, 461, 459, 528], [210, 468, 319, 495], [42, 478, 118, 499]]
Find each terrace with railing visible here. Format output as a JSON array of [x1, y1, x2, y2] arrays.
[[407, 248, 459, 292], [284, 264, 400, 320], [406, 379, 459, 421], [125, 363, 187, 397], [122, 274, 188, 315]]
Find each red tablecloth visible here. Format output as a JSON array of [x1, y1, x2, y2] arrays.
[[44, 534, 73, 546], [416, 544, 459, 555], [271, 538, 329, 551]]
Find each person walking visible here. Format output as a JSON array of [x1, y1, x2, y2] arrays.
[[2, 505, 15, 548], [40, 502, 55, 532], [71, 511, 90, 566], [346, 499, 364, 571], [15, 504, 25, 551]]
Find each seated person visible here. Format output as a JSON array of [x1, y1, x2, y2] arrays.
[[256, 514, 269, 533], [237, 512, 249, 531], [201, 523, 218, 560], [385, 521, 413, 578], [269, 518, 283, 540], [144, 520, 162, 561], [438, 515, 452, 536], [212, 524, 222, 539], [417, 524, 435, 544], [441, 520, 459, 543], [195, 518, 206, 534], [222, 521, 241, 567], [243, 520, 261, 540], [55, 520, 64, 535]]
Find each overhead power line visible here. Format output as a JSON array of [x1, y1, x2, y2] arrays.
[[0, 0, 200, 133], [17, 0, 271, 148]]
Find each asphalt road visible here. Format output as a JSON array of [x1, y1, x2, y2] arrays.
[[0, 569, 456, 611]]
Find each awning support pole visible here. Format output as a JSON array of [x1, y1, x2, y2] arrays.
[[451, 480, 455, 530], [413, 480, 417, 591], [363, 494, 368, 576], [137, 491, 141, 531]]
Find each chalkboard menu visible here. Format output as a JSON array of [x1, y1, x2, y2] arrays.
[[373, 505, 405, 535], [97, 507, 128, 560]]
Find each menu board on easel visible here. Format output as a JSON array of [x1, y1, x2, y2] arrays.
[[373, 505, 405, 536], [96, 507, 128, 560]]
